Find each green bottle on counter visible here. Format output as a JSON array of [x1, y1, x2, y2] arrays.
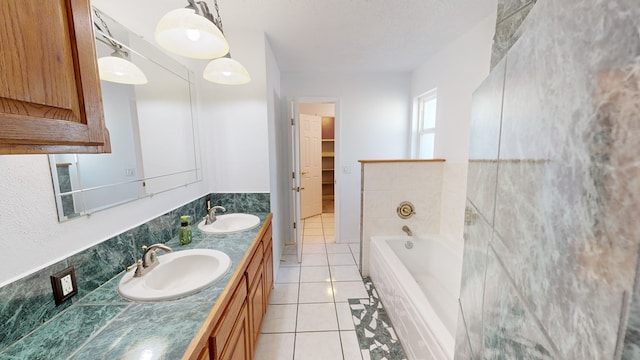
[[179, 215, 192, 245]]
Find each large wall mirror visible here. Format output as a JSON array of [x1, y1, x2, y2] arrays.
[[49, 8, 202, 221]]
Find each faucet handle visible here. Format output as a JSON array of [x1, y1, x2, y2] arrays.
[[126, 259, 142, 273]]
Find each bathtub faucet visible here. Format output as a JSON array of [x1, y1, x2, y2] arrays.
[[402, 225, 413, 237]]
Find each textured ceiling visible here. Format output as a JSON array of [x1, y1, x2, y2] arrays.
[[92, 0, 497, 73]]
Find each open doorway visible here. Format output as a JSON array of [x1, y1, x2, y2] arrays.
[[299, 102, 335, 217], [286, 99, 339, 264]]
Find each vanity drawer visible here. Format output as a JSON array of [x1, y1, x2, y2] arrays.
[[246, 242, 263, 286]]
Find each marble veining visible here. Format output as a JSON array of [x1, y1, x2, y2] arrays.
[[0, 193, 270, 356], [491, 0, 536, 69], [482, 245, 557, 359], [350, 277, 407, 360], [459, 0, 640, 358], [0, 304, 126, 360], [456, 202, 491, 357], [69, 302, 213, 359], [454, 303, 473, 360]]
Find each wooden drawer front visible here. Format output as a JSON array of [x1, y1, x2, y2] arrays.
[[246, 242, 263, 286], [212, 276, 247, 360]]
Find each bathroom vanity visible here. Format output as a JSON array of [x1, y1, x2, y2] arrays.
[[185, 214, 273, 360], [0, 212, 273, 359]]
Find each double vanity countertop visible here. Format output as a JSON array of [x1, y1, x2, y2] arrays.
[[0, 213, 271, 360]]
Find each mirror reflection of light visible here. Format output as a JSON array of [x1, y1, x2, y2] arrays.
[[141, 349, 154, 360], [326, 286, 334, 297], [186, 29, 200, 41], [122, 337, 168, 360]]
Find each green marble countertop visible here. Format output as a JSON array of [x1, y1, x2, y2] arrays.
[[0, 213, 270, 360]]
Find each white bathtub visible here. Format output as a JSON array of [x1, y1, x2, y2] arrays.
[[370, 235, 462, 360]]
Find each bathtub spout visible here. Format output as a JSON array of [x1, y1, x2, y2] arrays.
[[402, 225, 413, 236]]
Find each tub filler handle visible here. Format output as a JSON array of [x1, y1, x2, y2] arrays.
[[397, 201, 416, 219]]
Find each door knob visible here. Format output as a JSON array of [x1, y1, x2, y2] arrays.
[[301, 171, 309, 175]]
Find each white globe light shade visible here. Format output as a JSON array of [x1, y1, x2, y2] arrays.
[[98, 56, 148, 85], [155, 8, 229, 59], [203, 57, 251, 85]]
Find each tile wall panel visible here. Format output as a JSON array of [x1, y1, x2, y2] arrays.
[[460, 0, 640, 358], [467, 59, 506, 226], [454, 303, 474, 360], [482, 245, 557, 359], [458, 202, 491, 357]]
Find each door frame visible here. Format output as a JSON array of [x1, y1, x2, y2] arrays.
[[288, 97, 341, 254]]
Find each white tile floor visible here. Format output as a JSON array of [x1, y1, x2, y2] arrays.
[[255, 213, 365, 360]]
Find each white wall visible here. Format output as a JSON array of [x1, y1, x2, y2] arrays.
[[282, 73, 412, 243], [198, 31, 271, 193], [410, 12, 496, 242], [265, 35, 286, 280], [0, 155, 209, 287]]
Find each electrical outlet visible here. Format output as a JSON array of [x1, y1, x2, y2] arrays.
[[50, 266, 78, 306], [61, 274, 74, 296]]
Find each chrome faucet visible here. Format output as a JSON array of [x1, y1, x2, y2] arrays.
[[204, 205, 226, 225], [127, 243, 172, 277], [402, 225, 413, 237]]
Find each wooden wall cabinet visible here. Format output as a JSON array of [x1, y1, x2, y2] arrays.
[[186, 215, 274, 360], [0, 0, 110, 154]]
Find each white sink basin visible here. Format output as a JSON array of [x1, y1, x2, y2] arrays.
[[198, 213, 260, 234], [118, 249, 231, 301]]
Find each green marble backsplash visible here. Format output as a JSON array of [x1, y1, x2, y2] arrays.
[[0, 193, 269, 353]]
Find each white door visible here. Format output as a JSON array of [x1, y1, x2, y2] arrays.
[[299, 114, 322, 219], [290, 100, 303, 263]]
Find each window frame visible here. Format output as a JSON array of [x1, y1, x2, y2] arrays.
[[412, 89, 438, 159]]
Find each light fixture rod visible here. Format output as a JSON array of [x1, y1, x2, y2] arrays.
[[185, 0, 224, 34], [93, 9, 123, 52]]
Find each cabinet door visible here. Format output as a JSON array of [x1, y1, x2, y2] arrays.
[[196, 346, 210, 360], [0, 0, 109, 154], [263, 245, 274, 311], [219, 302, 251, 360], [248, 264, 264, 353]]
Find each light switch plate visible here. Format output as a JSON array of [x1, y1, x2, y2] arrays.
[[51, 266, 78, 306]]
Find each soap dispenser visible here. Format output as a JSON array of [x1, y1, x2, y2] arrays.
[[179, 215, 192, 245]]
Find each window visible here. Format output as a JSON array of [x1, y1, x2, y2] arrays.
[[414, 90, 437, 158]]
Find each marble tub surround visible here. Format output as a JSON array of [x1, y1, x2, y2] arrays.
[[359, 160, 445, 276], [458, 1, 640, 358], [490, 0, 537, 69], [0, 213, 270, 360], [0, 192, 269, 356]]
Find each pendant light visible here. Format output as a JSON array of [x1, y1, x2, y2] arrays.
[[98, 50, 148, 85], [203, 54, 251, 85], [155, 0, 229, 59], [155, 6, 229, 59], [94, 9, 148, 85], [155, 0, 251, 85]]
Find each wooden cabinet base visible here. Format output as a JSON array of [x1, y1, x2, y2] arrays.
[[184, 214, 273, 360]]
